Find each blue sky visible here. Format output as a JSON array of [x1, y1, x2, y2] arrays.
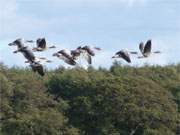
[[0, 0, 180, 69]]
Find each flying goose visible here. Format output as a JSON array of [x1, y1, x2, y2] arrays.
[[32, 38, 56, 52], [70, 46, 93, 65], [112, 50, 131, 63], [138, 40, 161, 58], [9, 39, 52, 63], [30, 61, 45, 76], [81, 45, 101, 64], [53, 49, 76, 65], [9, 40, 51, 63], [80, 46, 101, 56], [71, 46, 101, 64]]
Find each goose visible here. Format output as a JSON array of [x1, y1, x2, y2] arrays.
[[9, 40, 51, 63], [32, 38, 56, 52], [80, 46, 101, 56], [138, 40, 161, 58], [112, 50, 131, 63], [71, 46, 101, 64], [70, 46, 93, 65], [30, 61, 45, 76], [9, 39, 52, 63], [80, 45, 101, 64], [53, 49, 76, 65]]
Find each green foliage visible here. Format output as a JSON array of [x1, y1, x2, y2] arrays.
[[0, 63, 180, 135], [0, 65, 79, 135]]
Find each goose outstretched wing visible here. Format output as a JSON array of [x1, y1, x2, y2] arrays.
[[83, 53, 92, 64], [116, 50, 131, 63], [37, 38, 46, 49], [139, 42, 144, 54], [144, 40, 151, 54], [31, 63, 45, 76]]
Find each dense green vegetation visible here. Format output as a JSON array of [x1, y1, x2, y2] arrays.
[[0, 63, 180, 135]]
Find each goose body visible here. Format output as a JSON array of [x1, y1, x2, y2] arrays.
[[71, 45, 101, 64], [14, 46, 36, 63]]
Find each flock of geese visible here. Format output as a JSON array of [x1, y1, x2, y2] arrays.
[[8, 38, 161, 76]]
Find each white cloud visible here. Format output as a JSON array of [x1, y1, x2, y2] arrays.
[[0, 0, 148, 40], [0, 0, 92, 40]]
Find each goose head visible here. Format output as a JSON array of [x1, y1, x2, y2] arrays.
[[139, 42, 144, 54], [8, 38, 25, 48]]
